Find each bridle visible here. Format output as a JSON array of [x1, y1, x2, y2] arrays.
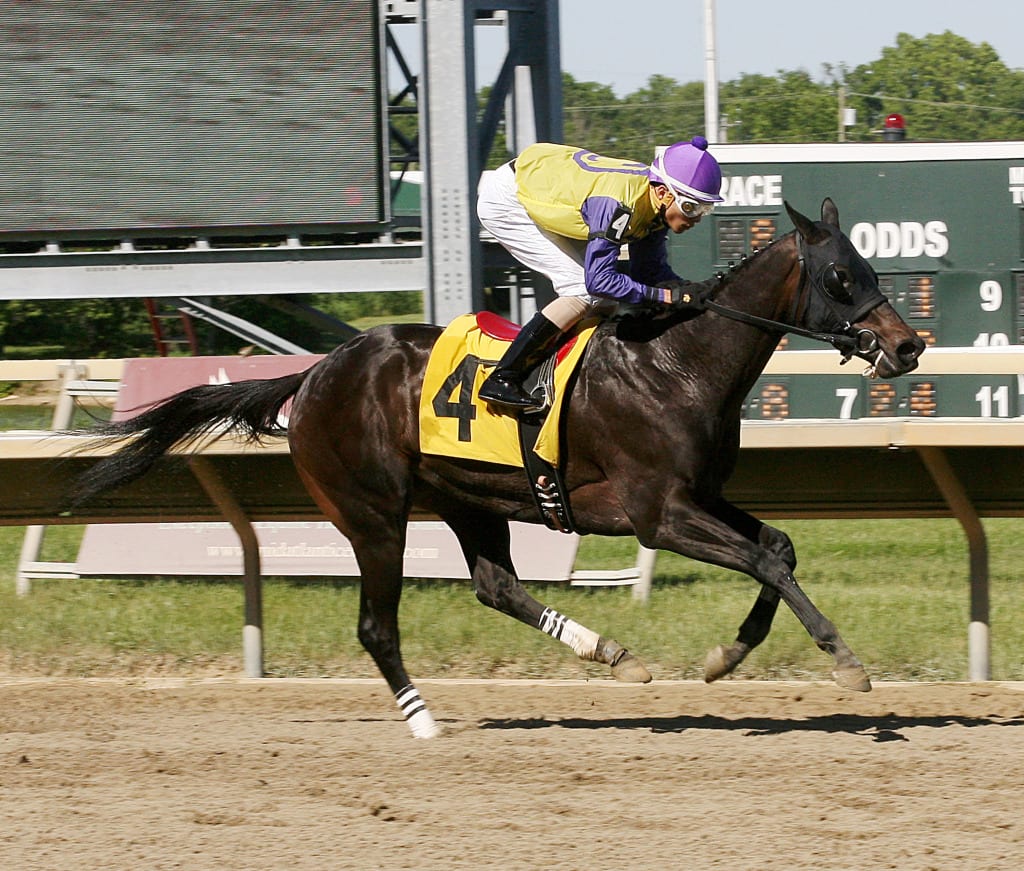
[[700, 232, 885, 369]]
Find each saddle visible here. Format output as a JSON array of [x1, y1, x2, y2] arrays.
[[419, 313, 599, 533]]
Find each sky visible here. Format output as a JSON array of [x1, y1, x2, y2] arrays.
[[556, 0, 1024, 95], [391, 1, 1024, 98]]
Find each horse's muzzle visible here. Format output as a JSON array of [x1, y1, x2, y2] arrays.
[[870, 333, 926, 378], [854, 304, 926, 379]]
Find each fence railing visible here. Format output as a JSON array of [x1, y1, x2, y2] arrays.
[[2, 349, 1023, 680]]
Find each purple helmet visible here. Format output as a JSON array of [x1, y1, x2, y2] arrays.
[[649, 135, 724, 203]]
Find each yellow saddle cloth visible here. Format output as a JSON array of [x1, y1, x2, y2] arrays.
[[419, 313, 598, 467]]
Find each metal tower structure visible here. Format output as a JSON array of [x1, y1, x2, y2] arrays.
[[409, 0, 562, 324], [0, 3, 564, 353]]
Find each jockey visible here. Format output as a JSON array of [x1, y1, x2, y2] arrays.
[[476, 135, 723, 411]]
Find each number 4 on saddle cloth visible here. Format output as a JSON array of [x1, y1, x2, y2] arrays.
[[419, 312, 600, 532]]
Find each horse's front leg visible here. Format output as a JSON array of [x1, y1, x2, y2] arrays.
[[641, 500, 870, 692], [446, 512, 652, 683], [704, 585, 781, 683], [702, 499, 789, 682]]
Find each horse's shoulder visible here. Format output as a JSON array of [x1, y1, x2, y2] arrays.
[[597, 309, 691, 346]]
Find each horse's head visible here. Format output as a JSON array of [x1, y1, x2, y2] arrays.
[[786, 199, 926, 378]]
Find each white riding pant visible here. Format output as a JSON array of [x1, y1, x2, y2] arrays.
[[477, 163, 616, 330]]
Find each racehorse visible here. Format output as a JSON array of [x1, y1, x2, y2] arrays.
[[69, 199, 925, 738]]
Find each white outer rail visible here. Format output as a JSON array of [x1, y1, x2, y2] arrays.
[[4, 348, 1024, 681], [2, 346, 1023, 384]]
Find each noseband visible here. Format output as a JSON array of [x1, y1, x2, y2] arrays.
[[701, 233, 883, 366]]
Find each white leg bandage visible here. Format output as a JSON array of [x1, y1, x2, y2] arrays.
[[395, 685, 441, 739], [539, 607, 601, 660]]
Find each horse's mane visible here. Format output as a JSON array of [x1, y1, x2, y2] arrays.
[[604, 232, 791, 339]]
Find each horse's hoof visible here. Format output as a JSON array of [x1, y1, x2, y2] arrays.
[[611, 651, 652, 683], [833, 665, 872, 693], [704, 642, 749, 682], [704, 644, 733, 683], [407, 711, 443, 739]]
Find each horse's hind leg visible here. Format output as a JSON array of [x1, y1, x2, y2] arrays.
[[286, 330, 448, 738], [296, 471, 441, 738], [446, 513, 652, 683], [351, 532, 442, 739]]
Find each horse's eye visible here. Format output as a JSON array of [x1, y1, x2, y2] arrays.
[[822, 263, 853, 304]]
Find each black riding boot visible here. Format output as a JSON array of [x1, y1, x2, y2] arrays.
[[478, 313, 564, 411]]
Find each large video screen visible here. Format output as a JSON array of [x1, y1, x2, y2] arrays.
[[0, 1, 386, 238]]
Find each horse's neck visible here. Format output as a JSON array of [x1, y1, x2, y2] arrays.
[[591, 235, 801, 416], [713, 233, 801, 327], [661, 235, 799, 389]]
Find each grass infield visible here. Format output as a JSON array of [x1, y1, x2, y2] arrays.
[[2, 518, 1022, 682]]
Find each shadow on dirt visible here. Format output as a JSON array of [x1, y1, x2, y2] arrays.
[[478, 713, 1024, 741]]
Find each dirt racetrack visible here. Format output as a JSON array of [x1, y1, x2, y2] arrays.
[[1, 677, 1022, 871]]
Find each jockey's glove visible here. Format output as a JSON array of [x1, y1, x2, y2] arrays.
[[645, 279, 707, 311]]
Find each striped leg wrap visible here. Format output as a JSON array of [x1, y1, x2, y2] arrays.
[[395, 684, 441, 739], [539, 607, 600, 659]]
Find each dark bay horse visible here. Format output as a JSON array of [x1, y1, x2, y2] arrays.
[[70, 199, 925, 737]]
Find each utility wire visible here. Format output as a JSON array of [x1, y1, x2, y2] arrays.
[[564, 91, 1024, 116], [845, 91, 1024, 116]]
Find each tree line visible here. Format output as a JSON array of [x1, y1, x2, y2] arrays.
[[554, 30, 1024, 162], [3, 32, 1022, 360]]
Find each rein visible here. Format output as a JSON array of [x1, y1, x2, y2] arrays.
[[701, 300, 863, 356], [700, 235, 880, 365]]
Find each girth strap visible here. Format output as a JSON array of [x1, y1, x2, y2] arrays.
[[516, 353, 574, 533]]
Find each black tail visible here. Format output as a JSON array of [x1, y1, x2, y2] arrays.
[[68, 370, 310, 508]]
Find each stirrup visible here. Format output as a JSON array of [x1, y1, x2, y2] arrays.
[[479, 375, 540, 411]]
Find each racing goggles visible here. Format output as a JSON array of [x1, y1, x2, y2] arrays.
[[675, 197, 716, 219]]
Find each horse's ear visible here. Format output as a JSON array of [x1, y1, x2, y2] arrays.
[[785, 200, 829, 244], [820, 197, 840, 229]]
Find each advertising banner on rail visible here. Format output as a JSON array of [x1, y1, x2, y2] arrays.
[[75, 356, 579, 581]]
